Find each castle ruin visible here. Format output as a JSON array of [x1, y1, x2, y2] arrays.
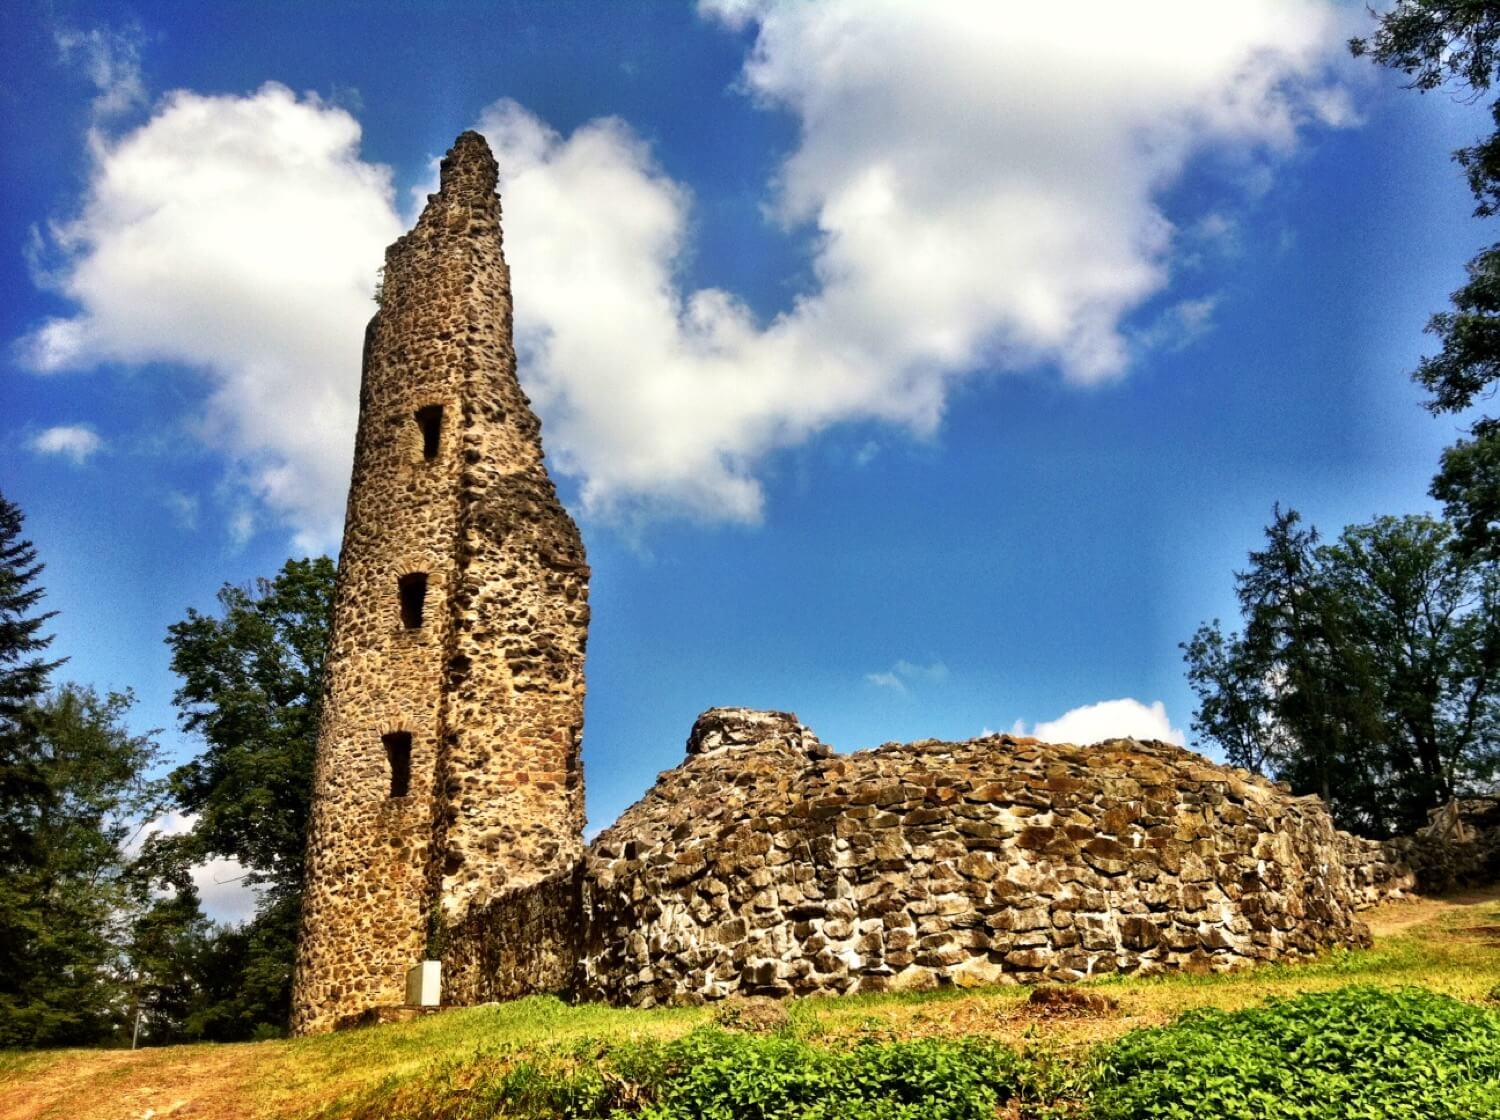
[[292, 132, 1414, 1035], [291, 132, 590, 1036]]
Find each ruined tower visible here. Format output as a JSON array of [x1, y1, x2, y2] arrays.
[[291, 132, 590, 1035]]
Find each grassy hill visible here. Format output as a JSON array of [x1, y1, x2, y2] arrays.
[[4, 889, 1499, 1120]]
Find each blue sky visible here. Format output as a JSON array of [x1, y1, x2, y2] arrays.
[[1, 2, 1492, 918]]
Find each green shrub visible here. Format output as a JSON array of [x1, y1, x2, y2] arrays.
[[1087, 985, 1500, 1120], [346, 1029, 1028, 1120], [630, 1031, 1025, 1120]]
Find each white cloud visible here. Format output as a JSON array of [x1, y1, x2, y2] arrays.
[[54, 24, 147, 121], [484, 1, 1355, 522], [133, 812, 260, 926], [165, 490, 199, 530], [21, 3, 1356, 540], [1013, 697, 1187, 746], [865, 659, 949, 694], [19, 82, 401, 550], [1133, 296, 1220, 354], [228, 508, 256, 550], [190, 857, 261, 925], [28, 424, 103, 464]]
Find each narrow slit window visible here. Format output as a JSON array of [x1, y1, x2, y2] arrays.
[[415, 405, 443, 461], [398, 573, 428, 629], [383, 732, 412, 798]]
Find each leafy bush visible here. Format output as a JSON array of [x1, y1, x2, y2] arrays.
[[1087, 985, 1500, 1120], [629, 1031, 1025, 1120], [367, 1030, 1027, 1120]]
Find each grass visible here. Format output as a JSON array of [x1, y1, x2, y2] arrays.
[[3, 888, 1499, 1120]]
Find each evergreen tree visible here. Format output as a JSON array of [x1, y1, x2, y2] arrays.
[[122, 889, 214, 1047], [0, 491, 63, 862], [0, 686, 162, 1047]]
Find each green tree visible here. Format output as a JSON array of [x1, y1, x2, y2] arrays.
[[0, 491, 63, 864], [121, 889, 213, 1047], [1321, 515, 1500, 822], [0, 685, 162, 1047], [154, 556, 335, 1037], [1353, 3, 1500, 559], [1184, 509, 1500, 837]]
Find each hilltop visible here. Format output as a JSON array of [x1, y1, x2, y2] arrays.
[[4, 887, 1499, 1120]]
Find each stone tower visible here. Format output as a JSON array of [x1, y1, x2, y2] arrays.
[[291, 132, 590, 1035]]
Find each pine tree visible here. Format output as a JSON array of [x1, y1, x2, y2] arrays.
[[0, 492, 64, 1028], [0, 491, 63, 849], [0, 685, 163, 1047]]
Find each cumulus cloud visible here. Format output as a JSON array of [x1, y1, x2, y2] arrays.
[[20, 82, 401, 549], [865, 659, 949, 694], [28, 424, 103, 464], [485, 0, 1355, 522], [133, 811, 260, 925], [22, 3, 1356, 540], [1013, 697, 1187, 746]]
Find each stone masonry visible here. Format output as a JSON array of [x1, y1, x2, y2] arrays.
[[292, 131, 1417, 1031], [291, 132, 589, 1035], [441, 708, 1414, 1009]]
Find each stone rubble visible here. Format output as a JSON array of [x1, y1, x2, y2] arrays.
[[443, 707, 1415, 1008]]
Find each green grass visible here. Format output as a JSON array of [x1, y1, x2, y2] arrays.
[[2, 891, 1499, 1120]]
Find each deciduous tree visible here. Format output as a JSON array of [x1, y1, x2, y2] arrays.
[[1354, 2, 1500, 558], [154, 556, 335, 1037], [1184, 509, 1500, 837]]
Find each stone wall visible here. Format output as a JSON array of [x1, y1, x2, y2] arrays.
[[1386, 797, 1500, 895], [442, 867, 583, 1007], [443, 708, 1415, 1009], [292, 132, 589, 1035], [290, 131, 1415, 1032]]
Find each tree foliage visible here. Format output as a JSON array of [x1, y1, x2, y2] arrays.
[[1183, 509, 1500, 837], [0, 491, 64, 863], [1354, 2, 1500, 559], [163, 556, 333, 899], [150, 556, 336, 1038], [0, 685, 163, 1047], [0, 493, 173, 1047]]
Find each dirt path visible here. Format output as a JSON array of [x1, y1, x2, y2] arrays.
[[1364, 883, 1500, 938], [0, 1043, 272, 1120], [5, 886, 1499, 1120]]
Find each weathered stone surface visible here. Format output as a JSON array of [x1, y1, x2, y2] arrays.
[[289, 132, 1424, 1029], [1382, 797, 1500, 895], [291, 132, 588, 1035], [442, 709, 1415, 1008]]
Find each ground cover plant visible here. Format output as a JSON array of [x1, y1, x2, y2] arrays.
[[3, 890, 1500, 1120], [1086, 985, 1500, 1120], [340, 1033, 1031, 1120]]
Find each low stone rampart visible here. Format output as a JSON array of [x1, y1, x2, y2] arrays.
[[1385, 797, 1500, 895], [442, 708, 1415, 1007]]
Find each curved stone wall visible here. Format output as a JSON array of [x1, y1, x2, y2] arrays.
[[293, 132, 589, 1035], [571, 709, 1411, 1005]]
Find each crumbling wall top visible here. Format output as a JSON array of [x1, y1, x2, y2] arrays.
[[684, 707, 829, 758], [439, 129, 498, 196]]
